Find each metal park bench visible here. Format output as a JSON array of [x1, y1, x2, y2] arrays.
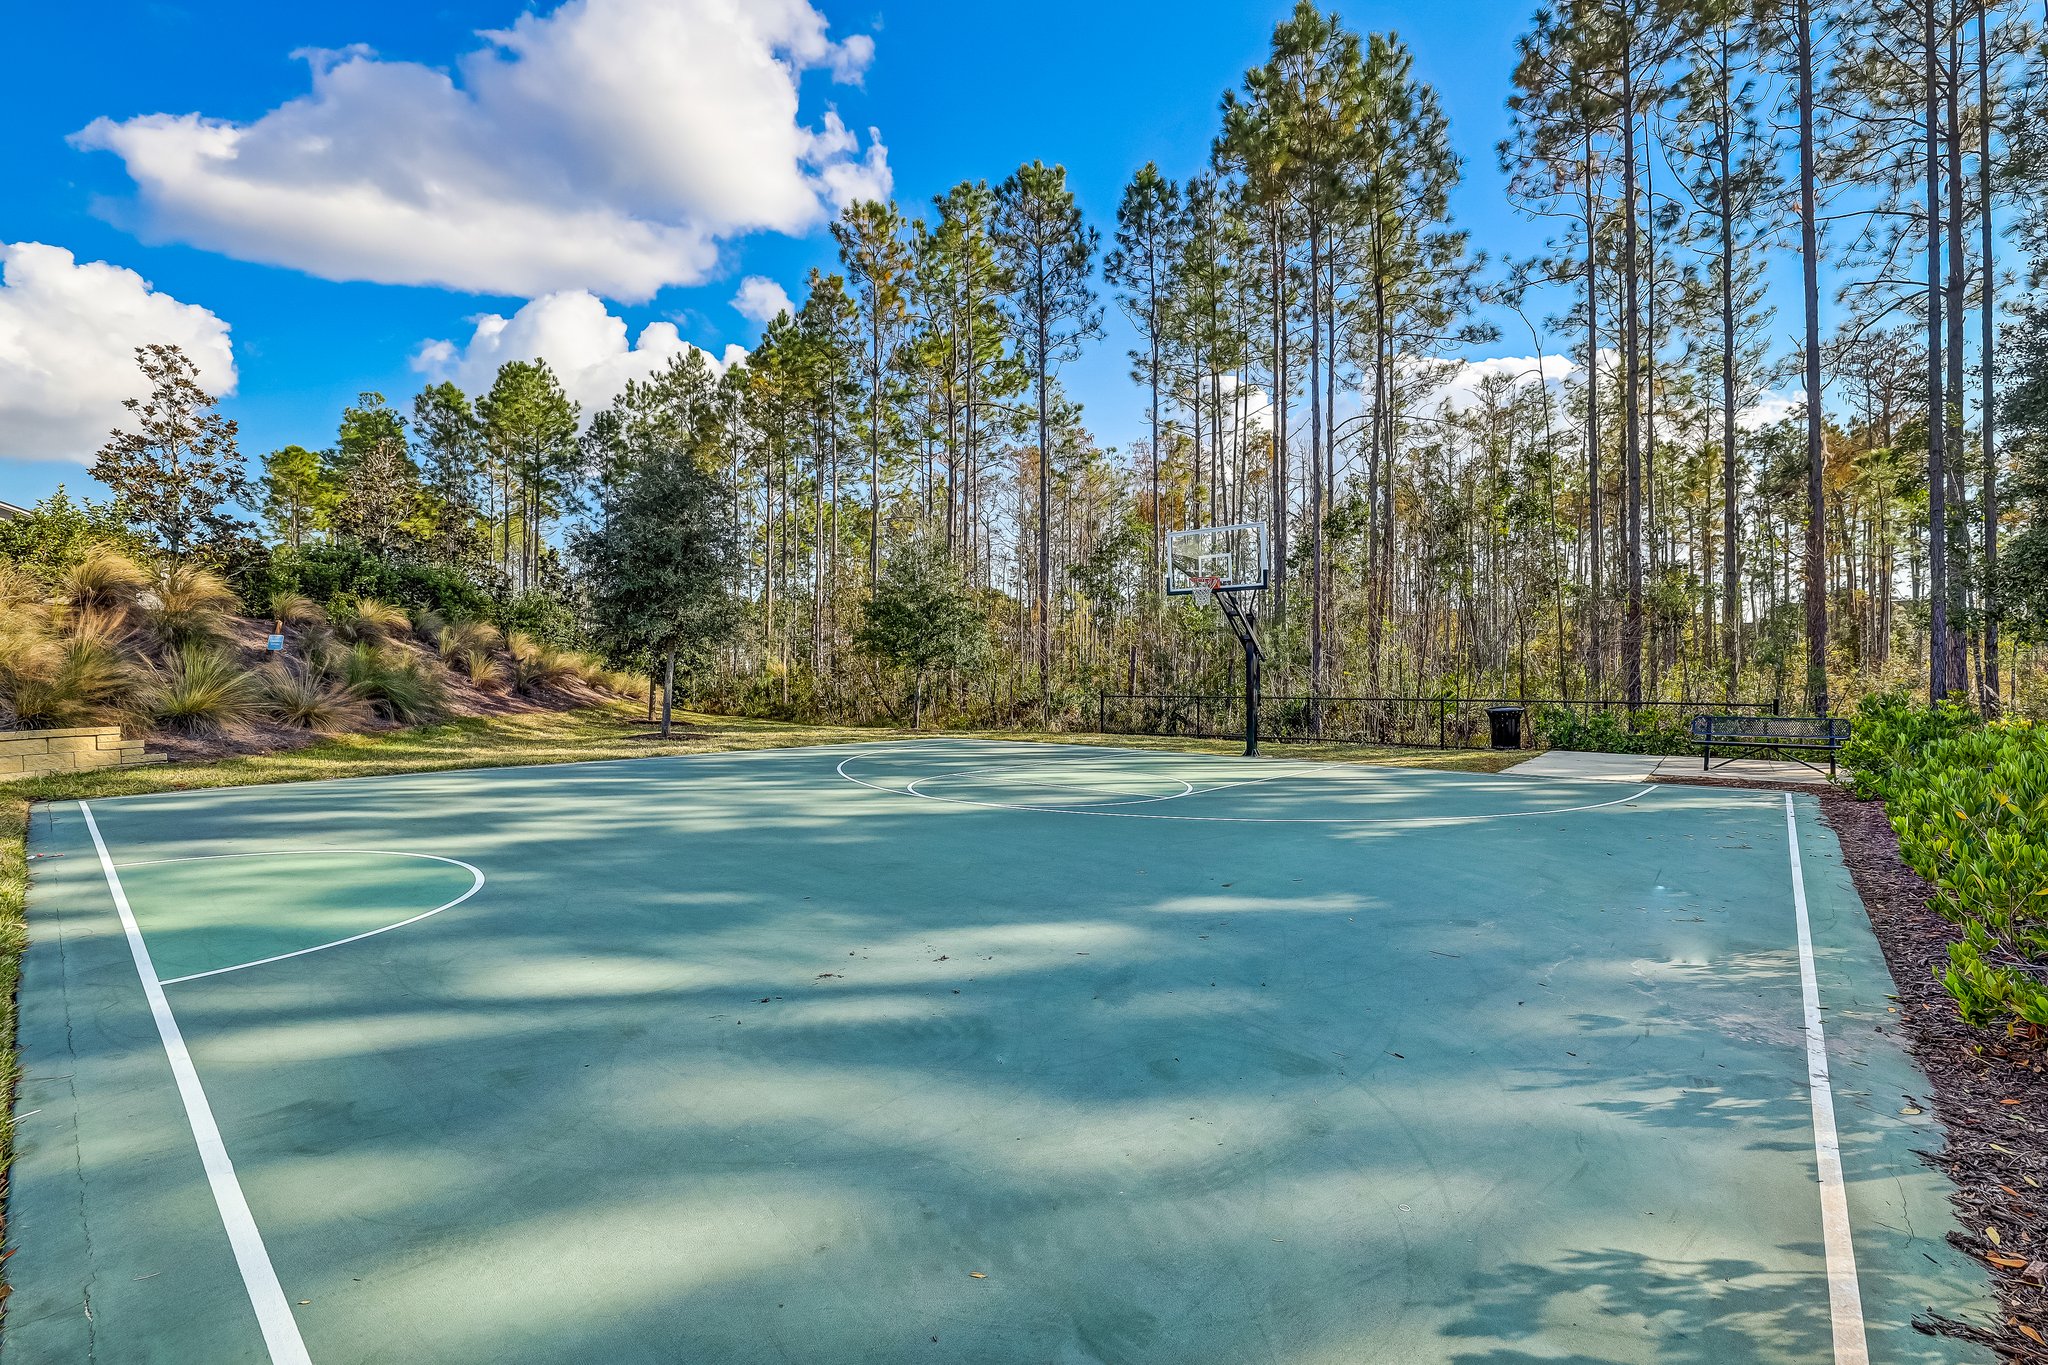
[[1688, 713, 1852, 778]]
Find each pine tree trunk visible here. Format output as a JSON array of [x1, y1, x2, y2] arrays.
[[1925, 0, 1949, 700], [1979, 3, 2000, 712], [1799, 0, 1828, 716]]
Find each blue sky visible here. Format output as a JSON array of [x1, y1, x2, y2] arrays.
[[0, 0, 1789, 510]]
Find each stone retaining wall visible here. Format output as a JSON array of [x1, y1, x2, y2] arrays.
[[0, 726, 166, 781]]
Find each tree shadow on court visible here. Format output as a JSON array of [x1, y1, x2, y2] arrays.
[[1428, 1245, 1968, 1364], [24, 761, 1987, 1363]]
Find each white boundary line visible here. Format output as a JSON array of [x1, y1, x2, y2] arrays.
[[837, 748, 1657, 825], [72, 738, 927, 806], [116, 850, 487, 986], [904, 767, 1201, 807], [78, 802, 313, 1365], [1784, 793, 1869, 1364]]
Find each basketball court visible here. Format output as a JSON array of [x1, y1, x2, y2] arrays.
[[5, 738, 1994, 1362]]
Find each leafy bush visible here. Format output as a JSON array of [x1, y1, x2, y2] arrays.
[[1530, 705, 1695, 756], [140, 645, 262, 734], [341, 643, 447, 723], [1846, 701, 2048, 1034], [496, 590, 583, 649], [241, 544, 495, 622], [0, 488, 150, 575], [1837, 689, 1981, 799]]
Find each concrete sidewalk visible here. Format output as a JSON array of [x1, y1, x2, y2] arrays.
[[1503, 750, 1660, 782], [1504, 749, 1834, 785]]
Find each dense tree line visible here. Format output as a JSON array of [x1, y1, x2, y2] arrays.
[[74, 0, 2048, 728]]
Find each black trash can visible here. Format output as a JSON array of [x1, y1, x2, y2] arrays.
[[1486, 705, 1524, 750]]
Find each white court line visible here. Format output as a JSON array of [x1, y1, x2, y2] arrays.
[[836, 748, 1657, 824], [78, 802, 313, 1365], [1784, 793, 1869, 1364], [905, 771, 1199, 807], [115, 850, 487, 986]]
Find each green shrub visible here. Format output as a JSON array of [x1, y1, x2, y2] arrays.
[[141, 645, 262, 734], [496, 590, 582, 649], [240, 544, 496, 622], [1837, 689, 1981, 799], [1530, 705, 1695, 756], [0, 488, 150, 575], [1846, 703, 2048, 1035]]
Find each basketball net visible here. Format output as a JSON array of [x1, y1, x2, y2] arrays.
[[1192, 575, 1220, 608]]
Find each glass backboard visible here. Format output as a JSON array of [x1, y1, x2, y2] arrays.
[[1165, 523, 1269, 596]]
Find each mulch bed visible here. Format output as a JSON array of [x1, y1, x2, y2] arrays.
[[1660, 772, 2048, 1359]]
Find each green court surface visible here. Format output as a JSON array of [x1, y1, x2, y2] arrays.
[[6, 739, 1995, 1363]]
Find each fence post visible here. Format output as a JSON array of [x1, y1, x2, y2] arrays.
[[1098, 692, 1106, 735], [1438, 699, 1447, 750]]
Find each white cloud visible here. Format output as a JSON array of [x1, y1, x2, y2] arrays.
[[1420, 353, 1578, 413], [412, 290, 745, 418], [72, 0, 886, 302], [730, 276, 795, 327], [0, 243, 235, 464], [1738, 390, 1802, 431]]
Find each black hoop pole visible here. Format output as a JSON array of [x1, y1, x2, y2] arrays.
[[1214, 590, 1264, 757]]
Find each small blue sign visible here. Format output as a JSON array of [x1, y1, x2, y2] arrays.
[[266, 634, 285, 651]]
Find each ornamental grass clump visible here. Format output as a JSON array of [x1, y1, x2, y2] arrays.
[[331, 598, 411, 643], [140, 644, 262, 735], [437, 620, 507, 692], [267, 592, 329, 635], [259, 662, 374, 733], [507, 631, 578, 695], [138, 563, 240, 649], [342, 643, 447, 723], [58, 549, 149, 615], [1845, 692, 2048, 1034], [0, 582, 140, 729]]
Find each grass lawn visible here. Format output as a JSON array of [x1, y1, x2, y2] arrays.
[[0, 704, 1527, 1230]]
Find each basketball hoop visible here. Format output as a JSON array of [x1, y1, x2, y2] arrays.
[[1192, 576, 1219, 608]]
